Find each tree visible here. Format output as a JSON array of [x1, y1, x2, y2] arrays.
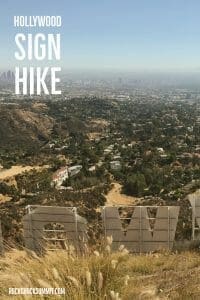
[[123, 173, 147, 196]]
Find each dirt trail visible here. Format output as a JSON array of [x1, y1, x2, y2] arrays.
[[105, 182, 141, 206], [0, 165, 45, 180], [0, 194, 12, 203]]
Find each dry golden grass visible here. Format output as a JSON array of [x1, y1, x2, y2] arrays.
[[0, 245, 200, 299], [0, 165, 43, 180]]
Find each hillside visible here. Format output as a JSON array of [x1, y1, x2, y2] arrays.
[[0, 106, 54, 150], [0, 247, 200, 299]]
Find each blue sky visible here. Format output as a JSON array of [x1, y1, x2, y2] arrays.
[[1, 0, 200, 71]]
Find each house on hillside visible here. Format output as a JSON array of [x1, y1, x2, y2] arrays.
[[110, 160, 121, 171], [52, 166, 69, 187], [68, 165, 82, 177]]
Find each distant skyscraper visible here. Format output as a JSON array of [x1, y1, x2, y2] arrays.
[[0, 70, 15, 83]]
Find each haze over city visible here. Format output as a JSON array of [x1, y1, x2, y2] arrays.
[[1, 0, 200, 72]]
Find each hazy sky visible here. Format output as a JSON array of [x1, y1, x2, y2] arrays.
[[1, 0, 200, 71]]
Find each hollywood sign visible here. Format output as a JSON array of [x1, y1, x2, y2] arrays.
[[22, 206, 87, 254], [102, 206, 180, 252], [0, 194, 199, 254]]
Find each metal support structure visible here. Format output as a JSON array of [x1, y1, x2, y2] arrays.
[[22, 205, 87, 253], [101, 205, 179, 253]]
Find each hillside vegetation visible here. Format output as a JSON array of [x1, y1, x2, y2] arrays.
[[1, 244, 200, 299], [0, 107, 54, 150]]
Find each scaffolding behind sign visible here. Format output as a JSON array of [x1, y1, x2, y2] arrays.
[[189, 191, 200, 240], [23, 205, 87, 254], [102, 206, 179, 252]]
